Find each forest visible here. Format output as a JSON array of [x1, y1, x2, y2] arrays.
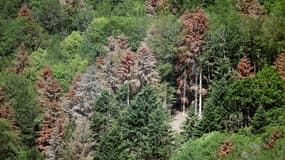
[[0, 0, 285, 159]]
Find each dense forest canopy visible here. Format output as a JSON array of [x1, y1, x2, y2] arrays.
[[0, 0, 285, 159]]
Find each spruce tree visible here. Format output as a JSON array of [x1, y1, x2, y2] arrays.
[[91, 90, 119, 140], [119, 86, 173, 159]]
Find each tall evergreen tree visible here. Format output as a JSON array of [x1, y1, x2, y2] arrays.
[[119, 86, 173, 159]]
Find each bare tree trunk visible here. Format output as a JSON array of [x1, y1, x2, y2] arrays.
[[127, 83, 130, 106], [182, 71, 187, 114], [194, 66, 198, 115], [198, 67, 203, 119]]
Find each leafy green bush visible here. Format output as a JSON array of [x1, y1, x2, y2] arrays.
[[86, 16, 148, 51], [172, 126, 285, 160]]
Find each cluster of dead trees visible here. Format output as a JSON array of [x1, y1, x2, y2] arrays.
[[96, 35, 160, 105], [35, 67, 66, 159], [175, 9, 208, 118]]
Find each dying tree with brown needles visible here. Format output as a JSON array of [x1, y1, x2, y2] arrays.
[[274, 52, 285, 80], [176, 9, 208, 116], [10, 44, 30, 75], [236, 0, 265, 18], [35, 66, 66, 158], [216, 139, 235, 158], [18, 2, 33, 22], [235, 56, 255, 79]]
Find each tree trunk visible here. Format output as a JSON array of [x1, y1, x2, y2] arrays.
[[198, 67, 202, 119], [127, 83, 130, 106], [194, 66, 198, 115], [182, 71, 187, 114]]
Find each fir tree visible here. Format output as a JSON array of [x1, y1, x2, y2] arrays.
[[119, 86, 173, 159]]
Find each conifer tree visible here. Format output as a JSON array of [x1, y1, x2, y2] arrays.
[[92, 90, 119, 141], [176, 9, 208, 116], [235, 56, 255, 79], [136, 44, 160, 88], [236, 0, 265, 17], [10, 44, 30, 75], [252, 106, 267, 134], [117, 50, 137, 106], [18, 2, 33, 22], [119, 86, 173, 159], [274, 52, 285, 80], [0, 87, 17, 130], [35, 66, 66, 159]]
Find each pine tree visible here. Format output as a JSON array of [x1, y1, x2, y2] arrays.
[[119, 86, 173, 159]]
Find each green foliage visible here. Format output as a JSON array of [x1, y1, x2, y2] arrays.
[[182, 111, 200, 139], [148, 14, 180, 84], [86, 16, 148, 51], [91, 0, 145, 17], [197, 78, 231, 133], [0, 17, 41, 57], [169, 0, 215, 14], [172, 126, 285, 160], [198, 66, 284, 134], [32, 0, 69, 34], [119, 86, 173, 159], [0, 119, 20, 160], [226, 66, 284, 111], [95, 86, 173, 159], [0, 119, 43, 160], [0, 72, 40, 143], [91, 91, 119, 139], [252, 106, 267, 134], [0, 0, 24, 19], [94, 123, 127, 160]]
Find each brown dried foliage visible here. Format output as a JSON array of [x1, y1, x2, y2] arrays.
[[264, 128, 283, 150], [0, 87, 17, 129], [10, 44, 30, 75], [18, 3, 33, 22], [36, 66, 62, 108], [65, 74, 82, 103], [136, 45, 160, 86], [216, 139, 235, 158], [179, 9, 208, 53], [236, 0, 265, 17], [175, 9, 208, 105], [36, 66, 65, 152], [118, 51, 135, 81], [235, 56, 255, 79], [145, 0, 168, 15], [274, 52, 285, 80]]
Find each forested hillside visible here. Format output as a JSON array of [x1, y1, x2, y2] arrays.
[[0, 0, 285, 160]]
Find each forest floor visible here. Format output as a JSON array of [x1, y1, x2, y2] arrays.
[[170, 110, 187, 133]]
